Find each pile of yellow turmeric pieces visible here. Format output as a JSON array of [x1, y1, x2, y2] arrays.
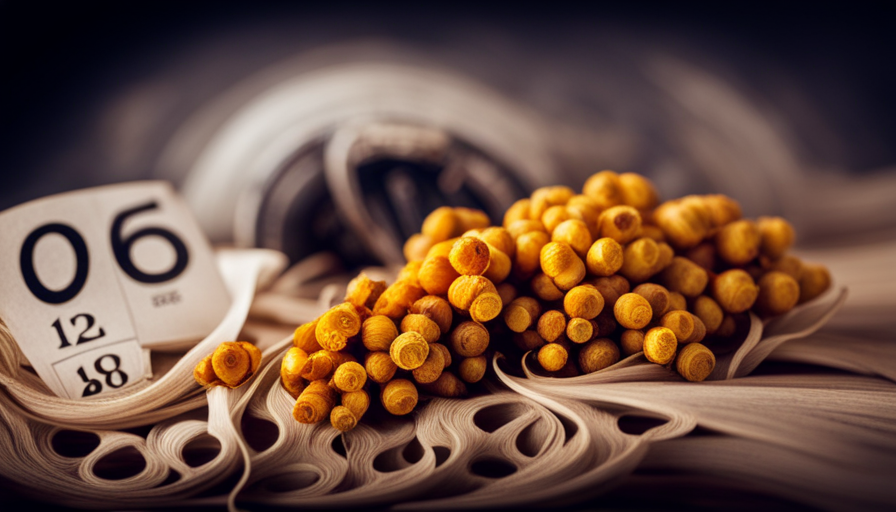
[[195, 171, 831, 432]]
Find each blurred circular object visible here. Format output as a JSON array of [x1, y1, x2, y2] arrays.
[[165, 59, 565, 267]]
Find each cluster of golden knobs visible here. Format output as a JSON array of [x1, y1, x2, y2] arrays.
[[195, 171, 830, 432]]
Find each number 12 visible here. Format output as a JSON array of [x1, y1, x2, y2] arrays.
[[51, 313, 106, 349]]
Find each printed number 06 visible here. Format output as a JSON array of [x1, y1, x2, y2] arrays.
[[20, 201, 190, 304]]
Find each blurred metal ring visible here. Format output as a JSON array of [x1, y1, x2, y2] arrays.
[[170, 61, 565, 261]]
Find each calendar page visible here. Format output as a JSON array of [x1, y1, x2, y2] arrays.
[[0, 182, 231, 398]]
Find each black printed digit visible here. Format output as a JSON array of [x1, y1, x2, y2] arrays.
[[94, 354, 128, 389], [77, 367, 102, 397], [20, 223, 89, 304], [52, 318, 71, 348], [110, 201, 189, 284], [70, 314, 105, 345]]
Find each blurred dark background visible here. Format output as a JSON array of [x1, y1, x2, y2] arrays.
[[3, 1, 895, 206]]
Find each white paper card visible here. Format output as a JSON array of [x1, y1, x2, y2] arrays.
[[0, 181, 231, 398]]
